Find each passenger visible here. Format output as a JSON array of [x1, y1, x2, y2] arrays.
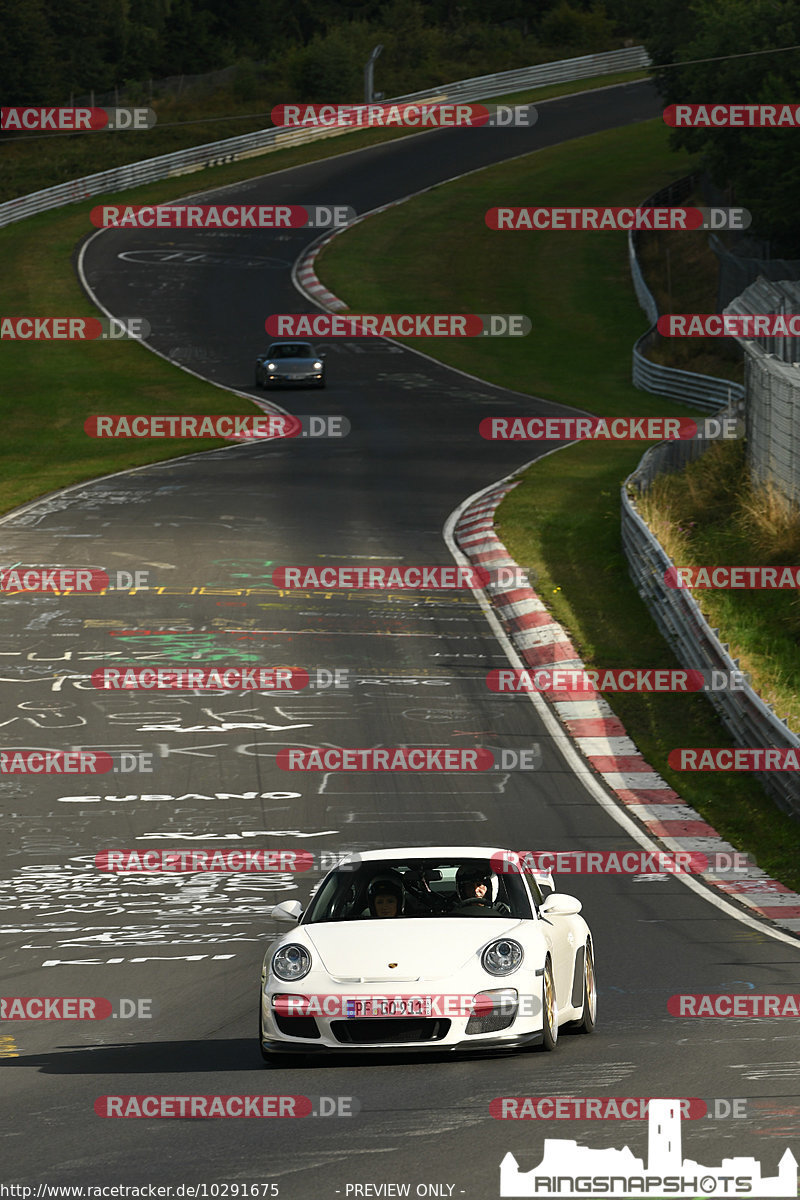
[[367, 877, 404, 918]]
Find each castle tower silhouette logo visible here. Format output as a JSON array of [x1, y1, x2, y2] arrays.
[[499, 1098, 797, 1197]]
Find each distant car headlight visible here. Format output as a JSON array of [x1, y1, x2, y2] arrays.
[[314, 361, 323, 370], [482, 938, 523, 977], [272, 944, 311, 981], [267, 362, 276, 371]]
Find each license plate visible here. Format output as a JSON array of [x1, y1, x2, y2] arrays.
[[345, 997, 433, 1018]]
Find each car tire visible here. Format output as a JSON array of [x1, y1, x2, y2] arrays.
[[254, 372, 262, 388], [540, 958, 558, 1051], [571, 941, 596, 1034]]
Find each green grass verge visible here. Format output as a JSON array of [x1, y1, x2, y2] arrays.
[[638, 439, 800, 735], [0, 69, 651, 518], [318, 117, 800, 889]]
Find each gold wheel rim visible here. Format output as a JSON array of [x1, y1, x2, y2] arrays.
[[585, 947, 596, 1020], [544, 965, 556, 1033]]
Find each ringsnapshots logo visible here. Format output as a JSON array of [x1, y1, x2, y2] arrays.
[[486, 207, 750, 231], [271, 102, 536, 128], [1, 317, 149, 340], [265, 314, 531, 337], [1, 107, 155, 131], [498, 1098, 797, 1197], [91, 205, 355, 229]]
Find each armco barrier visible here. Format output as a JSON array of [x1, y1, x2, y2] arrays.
[[0, 46, 649, 230], [622, 442, 800, 819], [624, 187, 800, 818], [632, 328, 742, 411], [628, 174, 745, 411]]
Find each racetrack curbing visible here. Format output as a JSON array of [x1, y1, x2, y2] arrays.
[[293, 225, 800, 941], [452, 482, 800, 936]]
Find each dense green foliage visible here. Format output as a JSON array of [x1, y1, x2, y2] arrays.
[[638, 0, 800, 254], [0, 0, 631, 104]]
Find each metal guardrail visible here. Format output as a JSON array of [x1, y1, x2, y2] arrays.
[[633, 328, 743, 410], [622, 438, 800, 819], [624, 191, 799, 817], [0, 46, 650, 230], [628, 174, 745, 411]]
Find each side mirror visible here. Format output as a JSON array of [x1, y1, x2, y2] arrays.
[[271, 899, 303, 922], [315, 348, 327, 357], [540, 893, 582, 918]]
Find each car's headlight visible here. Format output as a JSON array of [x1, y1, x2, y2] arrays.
[[482, 938, 523, 977], [267, 362, 276, 371], [314, 361, 323, 369], [272, 943, 312, 981]]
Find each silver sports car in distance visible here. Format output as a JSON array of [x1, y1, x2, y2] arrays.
[[255, 341, 325, 389]]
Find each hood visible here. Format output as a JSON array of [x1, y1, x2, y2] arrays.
[[301, 917, 523, 982], [276, 358, 316, 372]]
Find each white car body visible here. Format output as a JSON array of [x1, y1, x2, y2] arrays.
[[259, 846, 596, 1058]]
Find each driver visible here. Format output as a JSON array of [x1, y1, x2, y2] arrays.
[[450, 863, 503, 915]]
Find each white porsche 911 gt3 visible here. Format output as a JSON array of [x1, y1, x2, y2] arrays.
[[259, 846, 596, 1060]]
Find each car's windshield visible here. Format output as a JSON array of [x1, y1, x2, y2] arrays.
[[301, 858, 534, 924], [267, 343, 314, 359]]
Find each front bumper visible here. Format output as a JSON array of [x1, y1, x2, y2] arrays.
[[261, 984, 544, 1053], [263, 372, 324, 386], [260, 1030, 543, 1056]]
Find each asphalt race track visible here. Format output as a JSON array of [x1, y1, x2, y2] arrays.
[[2, 80, 799, 1196]]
